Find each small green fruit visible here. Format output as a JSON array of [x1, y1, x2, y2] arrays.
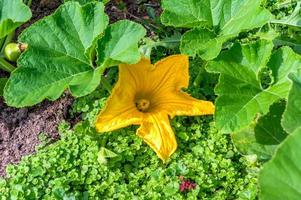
[[4, 43, 21, 62]]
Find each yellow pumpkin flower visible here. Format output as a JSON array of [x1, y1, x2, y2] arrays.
[[95, 55, 215, 161]]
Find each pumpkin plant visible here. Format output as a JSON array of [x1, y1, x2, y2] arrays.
[[0, 0, 32, 95], [160, 0, 301, 197], [3, 1, 146, 107], [160, 0, 273, 60]]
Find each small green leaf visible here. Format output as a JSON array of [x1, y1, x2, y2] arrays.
[[98, 147, 117, 165], [4, 2, 109, 107], [282, 69, 301, 133], [207, 41, 301, 132], [259, 127, 301, 200], [0, 0, 31, 38], [96, 20, 146, 68]]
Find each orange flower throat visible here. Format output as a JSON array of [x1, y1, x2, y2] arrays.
[[136, 98, 150, 112]]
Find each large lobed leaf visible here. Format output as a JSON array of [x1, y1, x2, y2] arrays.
[[282, 69, 301, 133], [161, 0, 272, 60], [4, 2, 146, 107], [0, 0, 32, 38], [0, 78, 7, 96], [64, 0, 111, 5], [260, 127, 301, 200], [271, 2, 301, 28], [207, 40, 301, 133], [96, 20, 146, 68], [231, 101, 286, 161], [259, 70, 301, 199], [4, 2, 108, 107]]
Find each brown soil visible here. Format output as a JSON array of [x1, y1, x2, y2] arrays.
[[0, 95, 73, 177], [106, 0, 161, 22], [15, 0, 61, 39], [0, 0, 160, 177], [106, 0, 161, 36]]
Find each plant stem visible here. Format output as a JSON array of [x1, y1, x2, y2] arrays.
[[0, 31, 14, 54], [193, 63, 207, 87], [100, 76, 112, 94], [0, 57, 15, 72], [0, 37, 5, 50], [27, 0, 32, 7], [276, 0, 295, 9]]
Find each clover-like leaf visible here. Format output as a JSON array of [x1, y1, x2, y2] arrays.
[[4, 2, 109, 107], [161, 0, 272, 60], [259, 127, 301, 200], [207, 40, 301, 133], [0, 0, 32, 38]]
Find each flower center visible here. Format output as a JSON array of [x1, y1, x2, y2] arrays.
[[136, 99, 150, 112]]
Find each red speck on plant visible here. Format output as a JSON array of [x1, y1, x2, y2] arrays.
[[179, 176, 197, 193]]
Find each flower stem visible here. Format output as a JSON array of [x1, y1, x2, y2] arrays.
[[0, 57, 15, 72], [27, 0, 32, 7], [193, 65, 206, 87], [0, 31, 14, 54], [0, 38, 5, 50], [100, 76, 112, 94]]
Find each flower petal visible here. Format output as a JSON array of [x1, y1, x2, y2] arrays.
[[95, 98, 142, 132], [151, 55, 189, 93], [118, 55, 189, 99], [118, 57, 153, 92], [137, 113, 177, 162], [154, 91, 215, 118], [95, 79, 143, 132]]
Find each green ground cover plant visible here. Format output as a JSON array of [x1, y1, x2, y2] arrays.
[[0, 84, 258, 199]]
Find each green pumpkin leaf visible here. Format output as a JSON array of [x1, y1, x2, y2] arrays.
[[231, 124, 277, 161], [161, 0, 272, 60], [254, 101, 287, 145], [4, 2, 109, 107], [259, 127, 301, 200], [231, 101, 287, 161], [282, 69, 301, 133], [160, 0, 212, 28], [207, 40, 301, 132], [271, 2, 301, 28], [0, 78, 7, 96], [0, 0, 31, 38], [64, 0, 111, 5], [96, 20, 146, 68]]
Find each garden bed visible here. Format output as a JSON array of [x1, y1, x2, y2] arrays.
[[0, 0, 160, 177], [0, 0, 300, 199], [0, 0, 65, 177]]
